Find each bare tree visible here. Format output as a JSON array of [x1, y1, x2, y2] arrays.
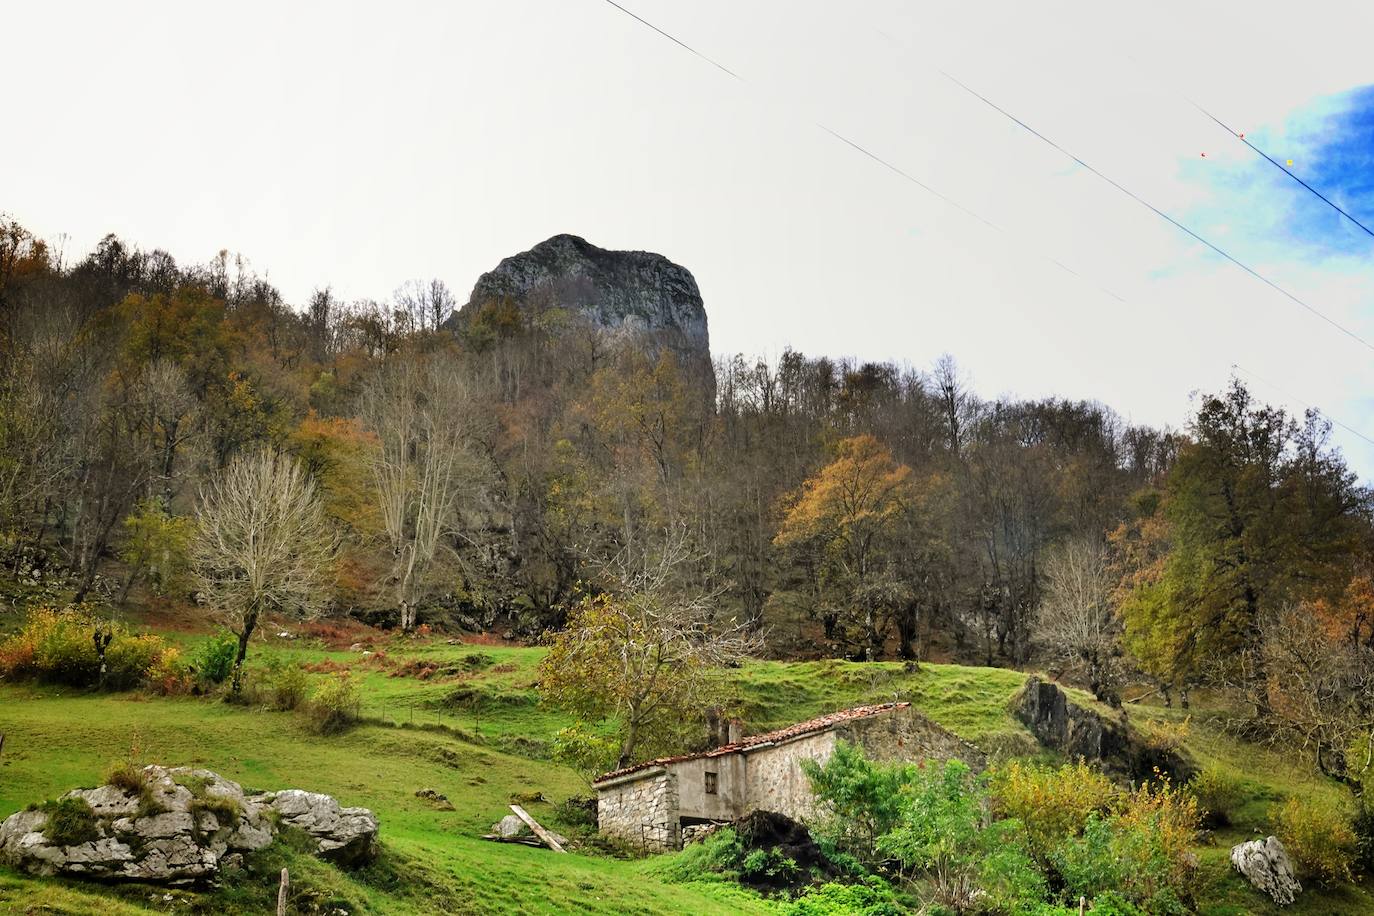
[[1037, 537, 1123, 703], [394, 278, 457, 334], [192, 450, 335, 693], [358, 357, 484, 631]]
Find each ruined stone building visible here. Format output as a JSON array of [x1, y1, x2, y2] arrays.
[[592, 702, 982, 851]]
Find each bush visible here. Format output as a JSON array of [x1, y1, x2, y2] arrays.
[[551, 722, 620, 782], [307, 671, 359, 735], [191, 631, 239, 685], [801, 741, 915, 863], [990, 760, 1117, 864], [1, 606, 101, 685], [878, 759, 1044, 914], [146, 645, 192, 695], [0, 606, 176, 690], [263, 658, 310, 711], [41, 797, 99, 847], [1053, 776, 1200, 914], [650, 827, 746, 883], [785, 879, 905, 915], [1274, 796, 1357, 885], [1186, 767, 1244, 828], [105, 634, 166, 689]]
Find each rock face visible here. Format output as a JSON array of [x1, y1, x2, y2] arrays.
[[447, 234, 714, 394], [1231, 836, 1301, 905], [0, 766, 377, 884], [1017, 676, 1132, 763], [1015, 676, 1194, 782]]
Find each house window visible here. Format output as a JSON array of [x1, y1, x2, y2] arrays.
[[704, 771, 718, 795]]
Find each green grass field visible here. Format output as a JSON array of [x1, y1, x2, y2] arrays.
[[1, 623, 1371, 914]]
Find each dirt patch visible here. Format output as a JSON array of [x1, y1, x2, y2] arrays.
[[300, 618, 386, 650]]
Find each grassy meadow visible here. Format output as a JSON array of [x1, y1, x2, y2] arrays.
[[1, 616, 1372, 914]]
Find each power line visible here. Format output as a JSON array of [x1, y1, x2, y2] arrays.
[[1231, 363, 1374, 449], [940, 71, 1374, 355], [1188, 101, 1374, 240], [597, 0, 1128, 305], [601, 0, 741, 80]]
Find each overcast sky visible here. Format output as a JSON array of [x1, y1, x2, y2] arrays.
[[7, 1, 1374, 472]]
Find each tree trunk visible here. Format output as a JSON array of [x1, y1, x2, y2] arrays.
[[231, 611, 258, 695], [617, 715, 640, 769]]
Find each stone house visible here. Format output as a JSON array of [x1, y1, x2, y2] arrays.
[[592, 702, 982, 851]]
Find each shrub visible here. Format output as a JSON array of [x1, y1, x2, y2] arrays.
[[650, 827, 745, 883], [1053, 776, 1200, 914], [551, 722, 620, 783], [191, 631, 239, 685], [785, 879, 905, 915], [146, 645, 192, 695], [0, 606, 179, 691], [741, 847, 800, 883], [104, 634, 167, 689], [307, 671, 359, 735], [878, 759, 1044, 914], [990, 760, 1117, 864], [1186, 767, 1244, 828], [263, 658, 310, 711], [2, 606, 102, 685], [1274, 796, 1357, 885], [41, 797, 99, 847], [801, 741, 915, 863]]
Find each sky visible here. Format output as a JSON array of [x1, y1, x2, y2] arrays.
[[5, 0, 1374, 473]]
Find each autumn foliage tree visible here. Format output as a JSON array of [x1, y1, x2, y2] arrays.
[[774, 434, 916, 656]]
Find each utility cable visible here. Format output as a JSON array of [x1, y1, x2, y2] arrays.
[[940, 71, 1374, 354]]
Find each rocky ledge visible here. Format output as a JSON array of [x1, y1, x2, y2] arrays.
[[0, 766, 378, 884], [1015, 676, 1195, 783]]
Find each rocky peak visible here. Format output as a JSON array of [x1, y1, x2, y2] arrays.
[[448, 234, 713, 389]]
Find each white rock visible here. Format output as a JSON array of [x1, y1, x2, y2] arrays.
[[1231, 836, 1301, 906]]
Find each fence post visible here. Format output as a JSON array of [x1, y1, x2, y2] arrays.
[[1078, 896, 1086, 915], [277, 867, 289, 915]]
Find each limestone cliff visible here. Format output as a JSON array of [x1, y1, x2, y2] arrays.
[[447, 234, 713, 391]]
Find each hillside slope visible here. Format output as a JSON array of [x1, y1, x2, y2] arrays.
[[1, 629, 1371, 914]]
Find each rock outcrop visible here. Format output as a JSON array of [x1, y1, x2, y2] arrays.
[[1015, 676, 1194, 782], [447, 234, 713, 394], [1231, 836, 1301, 905], [0, 766, 377, 884]]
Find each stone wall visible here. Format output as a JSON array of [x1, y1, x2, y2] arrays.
[[674, 754, 746, 822], [839, 705, 987, 771], [595, 769, 680, 852], [742, 730, 837, 822]]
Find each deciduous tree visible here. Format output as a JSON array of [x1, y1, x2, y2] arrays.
[[192, 450, 335, 693]]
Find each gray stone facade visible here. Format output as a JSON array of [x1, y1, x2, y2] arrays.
[[593, 703, 981, 851], [593, 768, 681, 852]]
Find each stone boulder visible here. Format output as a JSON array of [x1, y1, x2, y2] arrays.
[[492, 814, 529, 839], [1231, 836, 1301, 905], [252, 789, 379, 867], [0, 766, 377, 884]]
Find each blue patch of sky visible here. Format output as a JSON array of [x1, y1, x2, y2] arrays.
[[1183, 84, 1374, 262]]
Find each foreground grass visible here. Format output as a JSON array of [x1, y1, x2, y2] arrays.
[[1, 627, 1372, 912]]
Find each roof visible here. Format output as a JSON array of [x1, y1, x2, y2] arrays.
[[593, 702, 910, 785]]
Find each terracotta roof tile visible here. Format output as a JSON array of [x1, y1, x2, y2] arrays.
[[593, 702, 910, 785]]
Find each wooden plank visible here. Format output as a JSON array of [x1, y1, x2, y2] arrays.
[[508, 803, 566, 853]]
